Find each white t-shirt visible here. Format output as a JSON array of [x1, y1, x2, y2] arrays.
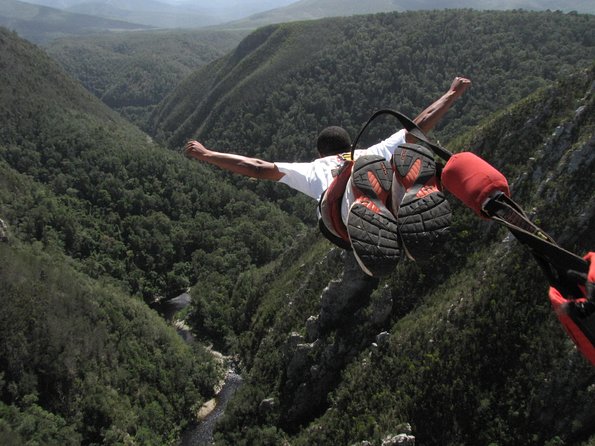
[[276, 129, 407, 225]]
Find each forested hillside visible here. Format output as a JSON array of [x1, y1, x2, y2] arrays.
[[0, 26, 300, 302], [0, 24, 303, 444], [152, 10, 594, 158], [0, 240, 219, 445], [209, 65, 595, 446], [47, 28, 249, 129], [148, 9, 595, 445]]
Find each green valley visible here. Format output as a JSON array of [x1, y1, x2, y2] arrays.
[[0, 7, 594, 445]]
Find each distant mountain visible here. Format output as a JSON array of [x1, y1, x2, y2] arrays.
[[24, 0, 297, 28], [0, 0, 151, 44], [175, 0, 296, 18], [12, 0, 86, 7], [14, 0, 593, 36], [223, 0, 595, 29], [64, 0, 219, 28]]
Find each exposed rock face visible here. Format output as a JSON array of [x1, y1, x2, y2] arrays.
[[351, 424, 416, 445], [381, 423, 415, 445], [381, 433, 416, 445], [318, 253, 379, 332], [0, 219, 8, 243], [280, 253, 397, 431]]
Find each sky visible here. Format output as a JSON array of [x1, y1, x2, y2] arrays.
[[26, 0, 297, 10]]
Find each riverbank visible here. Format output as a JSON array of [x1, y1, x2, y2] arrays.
[[153, 293, 243, 446], [180, 368, 243, 446]]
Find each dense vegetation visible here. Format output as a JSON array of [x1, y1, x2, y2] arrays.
[[0, 27, 300, 303], [151, 10, 595, 341], [149, 9, 595, 445], [0, 26, 303, 443], [0, 240, 219, 445], [47, 28, 249, 130], [152, 9, 595, 158], [1, 7, 594, 445]]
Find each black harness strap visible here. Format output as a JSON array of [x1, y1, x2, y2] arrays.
[[484, 193, 589, 298], [350, 109, 453, 162], [349, 109, 590, 300]]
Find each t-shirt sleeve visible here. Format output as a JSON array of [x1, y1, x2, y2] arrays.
[[276, 161, 325, 201]]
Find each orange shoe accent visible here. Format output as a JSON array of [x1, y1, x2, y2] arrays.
[[402, 158, 421, 189], [357, 197, 381, 214], [415, 176, 439, 199], [380, 161, 388, 177], [416, 185, 439, 199], [367, 171, 389, 202]]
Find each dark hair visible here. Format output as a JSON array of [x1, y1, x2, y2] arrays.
[[316, 126, 351, 157]]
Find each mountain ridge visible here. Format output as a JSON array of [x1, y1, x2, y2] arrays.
[[0, 0, 152, 44], [151, 10, 595, 154], [221, 0, 595, 30], [0, 24, 306, 442], [46, 27, 249, 129]]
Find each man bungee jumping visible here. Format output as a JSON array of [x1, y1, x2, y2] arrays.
[[185, 77, 471, 277]]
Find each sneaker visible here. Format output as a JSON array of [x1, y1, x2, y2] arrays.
[[391, 143, 452, 261], [347, 155, 401, 277]]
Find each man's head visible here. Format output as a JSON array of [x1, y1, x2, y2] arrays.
[[316, 126, 351, 157]]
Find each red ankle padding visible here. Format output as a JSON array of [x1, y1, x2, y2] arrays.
[[586, 252, 595, 283], [549, 253, 595, 367], [441, 152, 510, 217], [549, 288, 595, 366]]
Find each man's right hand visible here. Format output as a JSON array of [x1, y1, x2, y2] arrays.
[[449, 77, 471, 99], [184, 140, 210, 160]]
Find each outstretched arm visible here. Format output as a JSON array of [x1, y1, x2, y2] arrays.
[[184, 140, 284, 181], [408, 76, 471, 141]]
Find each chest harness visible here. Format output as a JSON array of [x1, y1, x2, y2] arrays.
[[317, 154, 353, 250]]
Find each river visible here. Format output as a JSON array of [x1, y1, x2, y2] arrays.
[[153, 293, 243, 446], [178, 370, 243, 446]]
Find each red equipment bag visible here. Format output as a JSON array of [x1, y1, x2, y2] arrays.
[[441, 151, 510, 217]]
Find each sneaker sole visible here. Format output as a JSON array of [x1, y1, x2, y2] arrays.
[[398, 193, 451, 261], [392, 143, 452, 260], [349, 155, 401, 276], [351, 155, 393, 203], [348, 200, 401, 277]]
